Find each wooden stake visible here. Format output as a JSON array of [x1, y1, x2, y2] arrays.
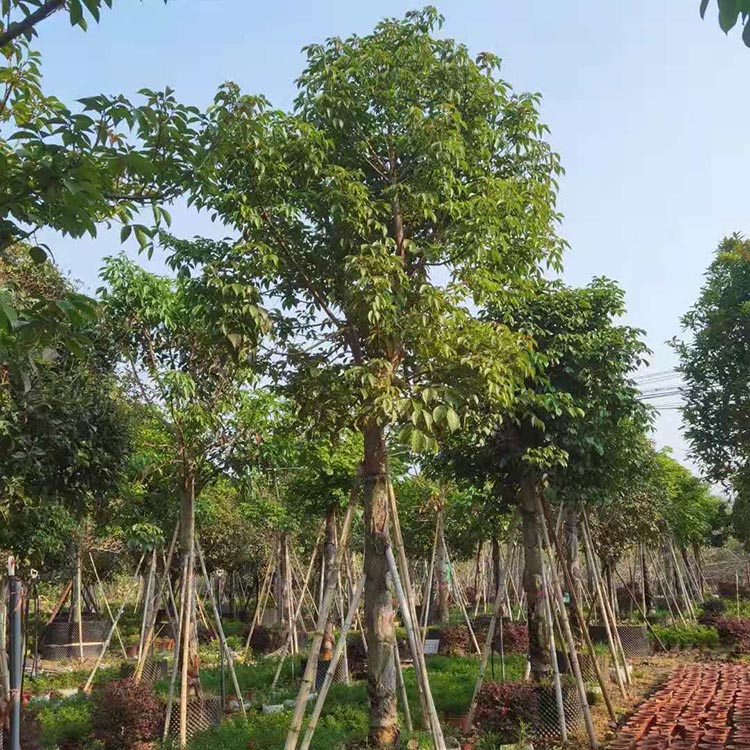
[[421, 515, 440, 645], [465, 539, 517, 731], [283, 477, 359, 750], [299, 574, 366, 750], [195, 539, 246, 717], [541, 549, 568, 742], [88, 552, 128, 660], [386, 545, 446, 750], [580, 514, 628, 696], [163, 553, 189, 741], [613, 569, 667, 651], [536, 495, 601, 747], [244, 557, 274, 659], [83, 553, 146, 693]]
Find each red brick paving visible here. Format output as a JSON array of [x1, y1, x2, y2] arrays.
[[608, 663, 750, 750]]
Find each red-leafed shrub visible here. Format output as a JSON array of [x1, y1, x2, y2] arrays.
[[474, 681, 537, 741], [439, 625, 471, 656], [715, 617, 750, 652], [91, 679, 164, 750], [495, 620, 529, 654], [473, 617, 529, 654]]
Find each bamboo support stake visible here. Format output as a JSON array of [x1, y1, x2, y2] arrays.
[[137, 548, 158, 663], [649, 548, 687, 626], [283, 479, 359, 750], [195, 539, 246, 717], [163, 553, 189, 741], [580, 515, 628, 697], [271, 544, 319, 690], [88, 552, 128, 659], [135, 525, 180, 683], [541, 551, 568, 743], [386, 545, 446, 750], [394, 642, 413, 734], [421, 516, 440, 644], [83, 553, 146, 693], [465, 539, 517, 732], [299, 574, 366, 750], [179, 543, 195, 749], [244, 557, 275, 659], [645, 547, 678, 627], [536, 495, 602, 747], [442, 536, 480, 655], [614, 569, 667, 651], [387, 480, 431, 728], [75, 550, 84, 662], [669, 542, 696, 618]]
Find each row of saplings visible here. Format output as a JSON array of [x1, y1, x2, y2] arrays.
[[21, 599, 750, 750]]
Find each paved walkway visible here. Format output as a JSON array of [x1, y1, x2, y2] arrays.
[[608, 663, 750, 750]]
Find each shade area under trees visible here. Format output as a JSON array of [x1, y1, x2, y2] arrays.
[[0, 4, 748, 750]]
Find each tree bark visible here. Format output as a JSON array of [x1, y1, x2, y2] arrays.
[[564, 503, 582, 636], [491, 536, 501, 599], [641, 545, 652, 613], [434, 510, 449, 624], [321, 506, 337, 662], [520, 474, 551, 681], [362, 425, 398, 748]]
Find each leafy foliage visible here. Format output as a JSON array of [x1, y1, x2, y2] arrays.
[[700, 0, 750, 46], [675, 236, 750, 484], [474, 681, 537, 741], [91, 678, 164, 750]]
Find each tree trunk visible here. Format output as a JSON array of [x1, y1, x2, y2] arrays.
[[564, 503, 582, 637], [362, 425, 398, 748], [491, 536, 501, 598], [520, 474, 551, 682], [434, 510, 449, 624], [276, 535, 286, 629], [692, 543, 705, 597], [321, 505, 337, 662], [178, 458, 197, 748], [641, 545, 652, 613]]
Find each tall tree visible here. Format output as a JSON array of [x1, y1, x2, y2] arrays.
[[443, 277, 649, 679], [100, 244, 268, 743], [674, 235, 750, 489], [186, 8, 564, 743], [0, 246, 129, 569]]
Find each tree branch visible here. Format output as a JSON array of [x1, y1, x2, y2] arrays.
[[0, 0, 66, 49]]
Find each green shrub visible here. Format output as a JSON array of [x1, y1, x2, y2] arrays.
[[651, 624, 719, 650], [34, 695, 92, 750]]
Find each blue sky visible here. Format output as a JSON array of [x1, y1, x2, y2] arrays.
[[32, 0, 750, 469]]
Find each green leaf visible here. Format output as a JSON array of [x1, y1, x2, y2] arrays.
[[700, 0, 710, 18], [719, 0, 740, 32], [446, 407, 460, 432]]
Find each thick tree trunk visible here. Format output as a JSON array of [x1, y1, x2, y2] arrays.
[[520, 475, 551, 682], [564, 504, 582, 636], [321, 506, 337, 662], [362, 425, 398, 748], [434, 510, 449, 624]]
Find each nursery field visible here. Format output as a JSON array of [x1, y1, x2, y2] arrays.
[[3, 2, 750, 750]]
